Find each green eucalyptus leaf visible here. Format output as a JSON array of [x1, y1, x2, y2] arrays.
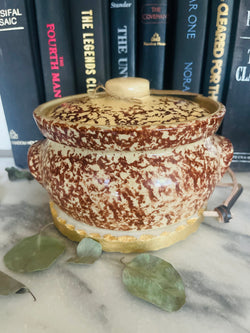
[[5, 167, 34, 181], [0, 271, 36, 300], [4, 234, 65, 273], [122, 253, 186, 312], [67, 238, 102, 265]]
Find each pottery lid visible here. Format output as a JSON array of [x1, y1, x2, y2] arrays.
[[33, 77, 226, 151]]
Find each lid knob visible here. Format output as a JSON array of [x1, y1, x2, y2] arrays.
[[105, 77, 150, 99]]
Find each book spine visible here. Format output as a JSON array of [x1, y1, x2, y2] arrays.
[[221, 0, 250, 171], [69, 0, 111, 93], [137, 0, 168, 89], [110, 0, 136, 78], [0, 0, 44, 169], [35, 0, 76, 101], [202, 0, 235, 101], [172, 0, 209, 93]]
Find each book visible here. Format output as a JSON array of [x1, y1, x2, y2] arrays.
[[109, 0, 136, 78], [221, 0, 250, 171], [0, 0, 45, 169], [69, 0, 111, 93], [34, 0, 76, 101], [137, 0, 169, 89], [202, 0, 235, 101], [172, 0, 209, 93]]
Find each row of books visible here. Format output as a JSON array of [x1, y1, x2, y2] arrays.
[[0, 0, 249, 171]]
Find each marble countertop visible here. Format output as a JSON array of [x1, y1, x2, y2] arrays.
[[0, 157, 250, 333]]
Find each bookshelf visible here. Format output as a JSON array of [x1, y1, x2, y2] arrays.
[[0, 0, 249, 170]]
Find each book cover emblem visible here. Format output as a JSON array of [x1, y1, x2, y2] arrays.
[[144, 32, 166, 46], [9, 129, 18, 140]]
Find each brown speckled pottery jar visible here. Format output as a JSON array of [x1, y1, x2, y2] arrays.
[[28, 78, 233, 252]]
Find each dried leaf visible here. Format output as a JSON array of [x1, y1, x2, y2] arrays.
[[4, 234, 65, 273], [5, 167, 34, 181], [0, 271, 36, 300], [122, 253, 186, 312], [67, 238, 102, 265]]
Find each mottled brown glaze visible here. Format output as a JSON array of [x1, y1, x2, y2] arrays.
[[28, 135, 233, 231], [33, 93, 225, 151], [28, 84, 233, 232]]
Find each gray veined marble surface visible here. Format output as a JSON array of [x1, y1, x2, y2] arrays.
[[0, 157, 250, 333]]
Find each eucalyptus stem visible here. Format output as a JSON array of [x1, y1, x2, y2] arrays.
[[28, 289, 37, 302], [39, 222, 54, 234], [120, 257, 127, 266]]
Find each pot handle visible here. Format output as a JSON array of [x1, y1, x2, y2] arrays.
[[28, 139, 44, 184], [203, 168, 243, 223]]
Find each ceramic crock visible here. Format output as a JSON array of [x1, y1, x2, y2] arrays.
[[28, 77, 233, 252]]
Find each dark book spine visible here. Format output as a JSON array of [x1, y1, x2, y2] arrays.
[[110, 0, 136, 78], [69, 0, 111, 93], [137, 0, 168, 89], [221, 0, 250, 171], [0, 0, 44, 169], [202, 0, 235, 101], [35, 0, 76, 101], [172, 0, 209, 93]]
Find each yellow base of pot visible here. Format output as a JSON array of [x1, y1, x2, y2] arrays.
[[50, 201, 204, 253]]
